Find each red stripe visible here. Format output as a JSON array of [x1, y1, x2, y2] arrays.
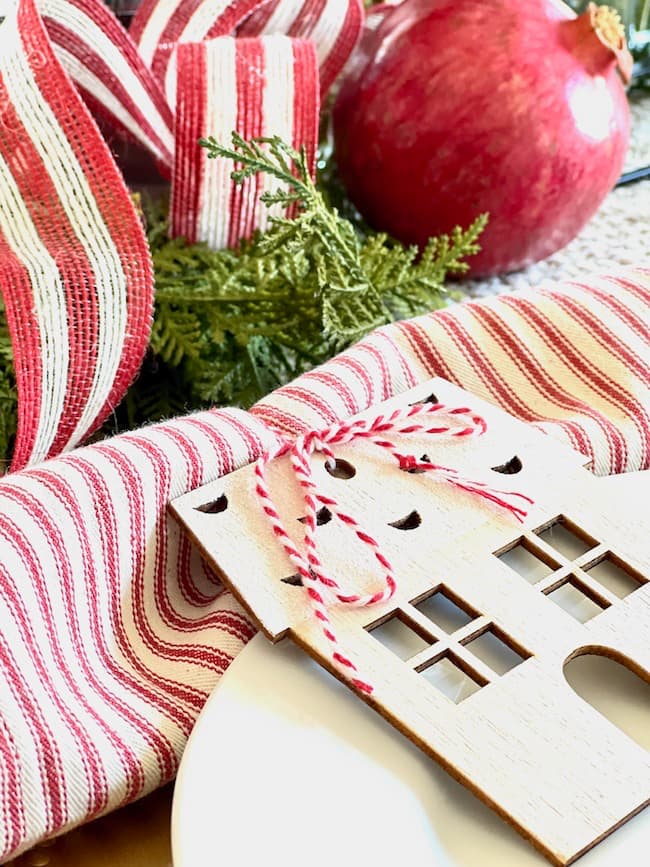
[[65, 455, 186, 779], [0, 712, 25, 857], [0, 487, 129, 818], [43, 15, 173, 167], [7, 0, 153, 463], [0, 537, 83, 831], [289, 0, 326, 36], [0, 621, 63, 840], [432, 308, 559, 428], [397, 319, 457, 382], [19, 0, 153, 440], [228, 39, 266, 247], [128, 432, 256, 644], [29, 470, 160, 802], [334, 355, 374, 408], [45, 0, 173, 132], [250, 402, 311, 434], [101, 440, 237, 685], [279, 384, 343, 423], [594, 277, 650, 343], [550, 286, 650, 382], [0, 72, 100, 463], [236, 0, 281, 34], [302, 371, 358, 416], [171, 42, 207, 243], [612, 272, 650, 310], [466, 304, 605, 463], [291, 38, 318, 177], [502, 295, 638, 473], [318, 0, 363, 95], [128, 0, 159, 44], [204, 0, 267, 39]]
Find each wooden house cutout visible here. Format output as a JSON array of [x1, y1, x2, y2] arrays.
[[170, 379, 650, 866]]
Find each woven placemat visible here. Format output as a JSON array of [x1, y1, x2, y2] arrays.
[[461, 94, 650, 298]]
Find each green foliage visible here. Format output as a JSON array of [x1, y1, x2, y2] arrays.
[[116, 134, 484, 427], [0, 133, 486, 458]]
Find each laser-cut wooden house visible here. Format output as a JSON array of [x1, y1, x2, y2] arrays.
[[171, 378, 650, 867]]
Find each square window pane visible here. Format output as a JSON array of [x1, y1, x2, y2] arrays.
[[367, 614, 431, 660], [418, 655, 483, 704], [497, 542, 557, 584], [585, 555, 646, 599], [413, 588, 478, 634], [464, 628, 528, 676], [545, 579, 607, 623], [535, 517, 597, 560]]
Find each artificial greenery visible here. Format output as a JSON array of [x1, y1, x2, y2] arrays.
[[0, 134, 486, 461], [114, 134, 485, 429]]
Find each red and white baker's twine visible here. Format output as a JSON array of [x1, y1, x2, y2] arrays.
[[255, 401, 534, 694]]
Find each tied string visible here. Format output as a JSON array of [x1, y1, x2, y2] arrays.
[[254, 402, 534, 695]]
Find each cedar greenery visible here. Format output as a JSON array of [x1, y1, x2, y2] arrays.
[[0, 133, 487, 462]]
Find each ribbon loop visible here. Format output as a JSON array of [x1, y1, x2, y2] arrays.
[[255, 400, 534, 693]]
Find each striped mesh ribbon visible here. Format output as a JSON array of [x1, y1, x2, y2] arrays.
[[130, 0, 363, 102], [39, 0, 175, 172], [0, 0, 154, 472], [0, 267, 647, 859], [171, 35, 319, 247]]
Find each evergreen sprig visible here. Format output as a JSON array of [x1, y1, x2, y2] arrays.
[[0, 133, 487, 458], [121, 133, 485, 426]]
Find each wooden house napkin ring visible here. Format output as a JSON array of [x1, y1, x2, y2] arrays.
[[171, 378, 650, 866]]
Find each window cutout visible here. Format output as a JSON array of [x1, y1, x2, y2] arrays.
[[463, 627, 529, 676], [388, 510, 421, 530], [367, 613, 431, 660], [491, 455, 522, 475], [535, 516, 597, 560], [584, 554, 647, 599], [195, 494, 228, 514], [325, 458, 356, 480], [413, 587, 478, 633], [418, 654, 483, 703], [496, 540, 558, 584], [545, 578, 608, 623]]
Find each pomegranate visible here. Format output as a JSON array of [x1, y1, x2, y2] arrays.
[[332, 1, 632, 277]]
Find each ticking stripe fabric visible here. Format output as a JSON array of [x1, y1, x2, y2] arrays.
[[171, 35, 318, 247], [39, 0, 175, 171], [0, 0, 154, 472], [253, 269, 650, 475], [0, 267, 648, 859]]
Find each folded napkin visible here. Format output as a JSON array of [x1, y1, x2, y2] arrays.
[[0, 266, 648, 860]]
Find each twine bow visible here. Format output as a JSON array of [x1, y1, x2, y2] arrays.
[[254, 401, 534, 694]]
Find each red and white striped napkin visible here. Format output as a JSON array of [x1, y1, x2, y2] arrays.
[[0, 265, 648, 860]]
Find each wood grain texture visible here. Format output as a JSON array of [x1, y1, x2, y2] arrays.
[[170, 378, 650, 866]]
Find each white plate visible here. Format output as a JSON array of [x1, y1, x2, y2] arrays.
[[172, 473, 650, 867]]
